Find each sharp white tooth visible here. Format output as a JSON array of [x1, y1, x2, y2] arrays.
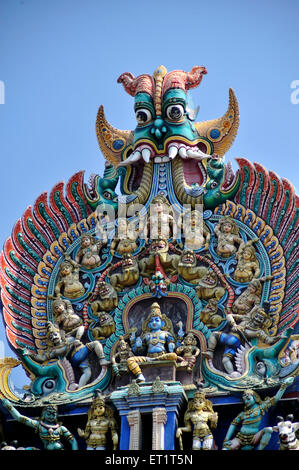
[[168, 145, 178, 160], [142, 148, 151, 163], [179, 146, 188, 159], [187, 148, 209, 160], [117, 150, 141, 166], [130, 150, 142, 161]]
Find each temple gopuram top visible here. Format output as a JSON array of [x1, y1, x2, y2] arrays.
[[0, 65, 298, 452]]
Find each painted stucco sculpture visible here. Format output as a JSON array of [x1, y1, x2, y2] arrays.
[[0, 65, 298, 451]]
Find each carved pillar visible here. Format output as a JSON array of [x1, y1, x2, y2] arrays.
[[152, 407, 167, 450], [127, 409, 142, 450]]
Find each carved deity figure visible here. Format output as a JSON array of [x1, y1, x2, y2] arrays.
[[177, 250, 207, 284], [234, 238, 260, 283], [222, 377, 294, 450], [214, 216, 243, 258], [77, 394, 118, 450], [127, 302, 180, 383], [109, 254, 140, 291], [90, 311, 115, 340], [90, 281, 118, 313], [196, 269, 225, 301], [204, 306, 282, 376], [0, 400, 78, 450], [51, 297, 84, 339], [110, 218, 139, 256], [176, 333, 200, 371], [200, 299, 223, 328], [75, 233, 105, 269], [181, 209, 210, 251], [55, 256, 85, 299], [143, 194, 177, 241], [28, 322, 109, 388], [232, 279, 262, 316], [111, 336, 133, 376], [176, 390, 218, 450]]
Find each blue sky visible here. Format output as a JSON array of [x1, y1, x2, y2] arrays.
[[0, 0, 298, 387]]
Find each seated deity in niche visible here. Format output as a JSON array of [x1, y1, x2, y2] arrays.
[[127, 302, 183, 383], [214, 216, 243, 258], [234, 238, 260, 283], [55, 256, 85, 299]]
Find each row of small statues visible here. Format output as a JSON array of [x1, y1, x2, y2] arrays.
[[113, 302, 282, 380], [1, 377, 297, 450], [56, 205, 261, 301], [25, 303, 199, 390], [51, 252, 268, 338], [53, 238, 265, 351], [26, 300, 283, 392]]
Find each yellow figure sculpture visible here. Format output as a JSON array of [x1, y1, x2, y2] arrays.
[[111, 336, 133, 376], [177, 250, 207, 284], [214, 216, 243, 258], [232, 279, 262, 315], [75, 233, 105, 269], [176, 333, 200, 371], [176, 390, 218, 450], [77, 394, 118, 450], [51, 297, 84, 339], [196, 269, 225, 301], [55, 256, 85, 299], [109, 254, 140, 291], [200, 299, 223, 328], [110, 218, 139, 256], [234, 238, 260, 283]]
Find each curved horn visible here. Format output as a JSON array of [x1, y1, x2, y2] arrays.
[[96, 105, 133, 167], [194, 88, 240, 157], [117, 72, 154, 97], [186, 66, 208, 90], [117, 72, 136, 96], [276, 416, 284, 423]]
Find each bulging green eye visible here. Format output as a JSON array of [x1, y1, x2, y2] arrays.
[[103, 191, 113, 200], [166, 104, 185, 121], [135, 108, 153, 125]]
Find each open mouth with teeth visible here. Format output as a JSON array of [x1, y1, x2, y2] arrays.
[[181, 253, 196, 264], [120, 139, 214, 194], [122, 258, 134, 268]]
